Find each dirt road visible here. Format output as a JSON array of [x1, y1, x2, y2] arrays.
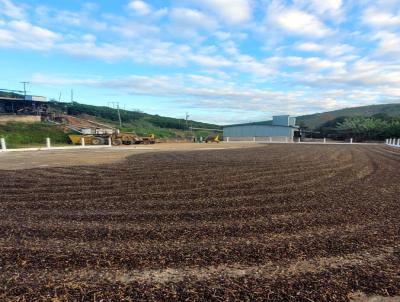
[[0, 144, 399, 301]]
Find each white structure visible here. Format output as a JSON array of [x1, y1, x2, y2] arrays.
[[385, 138, 400, 147]]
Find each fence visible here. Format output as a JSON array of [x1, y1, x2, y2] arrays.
[[385, 138, 400, 148], [224, 137, 355, 144], [224, 136, 294, 143], [0, 136, 112, 152]]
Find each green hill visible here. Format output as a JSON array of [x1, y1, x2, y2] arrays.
[[297, 103, 400, 129], [49, 101, 221, 138]]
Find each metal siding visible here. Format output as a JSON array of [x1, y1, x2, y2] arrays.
[[272, 115, 289, 126], [224, 125, 293, 137]]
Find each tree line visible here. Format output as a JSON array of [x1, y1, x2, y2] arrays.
[[313, 114, 400, 141]]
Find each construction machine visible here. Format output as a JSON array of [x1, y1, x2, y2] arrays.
[[69, 132, 155, 146], [204, 134, 220, 143], [56, 114, 155, 146]]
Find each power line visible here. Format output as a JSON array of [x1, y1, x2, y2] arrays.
[[108, 101, 122, 127], [20, 81, 30, 96]]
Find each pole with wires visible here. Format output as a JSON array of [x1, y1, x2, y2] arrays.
[[20, 81, 29, 97]]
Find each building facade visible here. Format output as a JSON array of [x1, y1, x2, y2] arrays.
[[223, 115, 299, 142], [0, 91, 48, 116]]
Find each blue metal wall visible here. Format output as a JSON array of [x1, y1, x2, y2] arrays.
[[223, 125, 294, 137], [272, 115, 290, 126]]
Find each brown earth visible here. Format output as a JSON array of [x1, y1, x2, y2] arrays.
[[0, 144, 399, 301], [0, 142, 259, 170]]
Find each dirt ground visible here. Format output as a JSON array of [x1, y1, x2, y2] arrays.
[[0, 142, 260, 170], [0, 144, 399, 301]]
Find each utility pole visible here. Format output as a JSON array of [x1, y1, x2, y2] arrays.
[[185, 112, 189, 130], [116, 103, 122, 127], [109, 101, 122, 127], [20, 81, 29, 96]]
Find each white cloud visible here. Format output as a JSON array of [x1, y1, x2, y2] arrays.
[[372, 31, 400, 55], [286, 56, 346, 70], [296, 42, 323, 52], [271, 8, 331, 37], [59, 42, 134, 62], [111, 22, 159, 38], [170, 8, 218, 30], [311, 0, 342, 14], [0, 20, 60, 49], [189, 54, 232, 67], [296, 0, 343, 17], [128, 0, 152, 16], [0, 0, 24, 19], [196, 0, 252, 25], [295, 42, 354, 58], [34, 6, 108, 31], [362, 8, 400, 27]]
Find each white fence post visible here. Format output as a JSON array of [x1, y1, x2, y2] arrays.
[[226, 137, 230, 142], [253, 137, 256, 142], [389, 138, 392, 145], [46, 137, 51, 149], [0, 138, 6, 151], [385, 139, 388, 145], [324, 138, 326, 144], [81, 137, 85, 147], [350, 138, 353, 144], [298, 137, 301, 143], [397, 138, 400, 146], [108, 137, 112, 147]]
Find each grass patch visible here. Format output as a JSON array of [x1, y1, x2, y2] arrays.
[[0, 122, 70, 148]]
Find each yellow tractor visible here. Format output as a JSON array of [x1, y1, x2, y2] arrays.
[[204, 134, 220, 143], [69, 133, 155, 146]]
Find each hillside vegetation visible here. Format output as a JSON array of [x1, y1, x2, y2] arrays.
[[297, 103, 400, 129], [49, 101, 220, 138], [316, 114, 400, 141]]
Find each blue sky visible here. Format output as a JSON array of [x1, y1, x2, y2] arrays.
[[1, 0, 400, 124]]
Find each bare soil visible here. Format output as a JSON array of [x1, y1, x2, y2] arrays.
[[0, 144, 399, 301], [0, 142, 259, 170]]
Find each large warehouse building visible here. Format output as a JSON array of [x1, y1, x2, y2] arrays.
[[223, 115, 300, 142]]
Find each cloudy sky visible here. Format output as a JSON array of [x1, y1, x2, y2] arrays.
[[1, 0, 400, 124]]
